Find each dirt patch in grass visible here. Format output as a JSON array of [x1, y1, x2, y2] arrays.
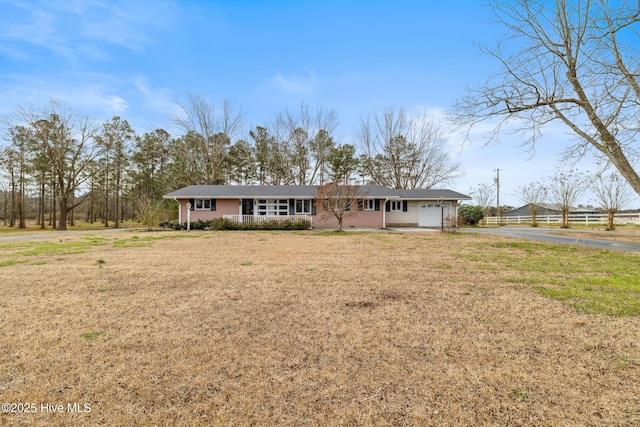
[[0, 231, 639, 426]]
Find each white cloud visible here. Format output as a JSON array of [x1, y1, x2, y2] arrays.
[[134, 76, 174, 111], [0, 0, 179, 61], [268, 71, 317, 95], [0, 76, 128, 118]]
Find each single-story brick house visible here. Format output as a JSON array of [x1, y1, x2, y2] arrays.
[[163, 184, 471, 229]]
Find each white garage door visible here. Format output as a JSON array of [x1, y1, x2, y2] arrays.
[[418, 202, 449, 227]]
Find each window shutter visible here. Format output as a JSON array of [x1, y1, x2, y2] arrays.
[[289, 199, 295, 215], [188, 199, 194, 211], [311, 199, 316, 215], [210, 199, 216, 211], [357, 200, 363, 211], [375, 199, 380, 211], [402, 201, 408, 212], [385, 201, 391, 212]]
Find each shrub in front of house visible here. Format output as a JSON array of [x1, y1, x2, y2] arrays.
[[459, 205, 484, 226], [159, 220, 186, 230], [159, 217, 311, 231]]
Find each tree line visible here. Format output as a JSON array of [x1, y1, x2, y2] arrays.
[[470, 170, 635, 230], [0, 96, 461, 230]]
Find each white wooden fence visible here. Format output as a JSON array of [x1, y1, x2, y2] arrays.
[[485, 212, 640, 226]]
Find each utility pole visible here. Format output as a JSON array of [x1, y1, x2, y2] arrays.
[[494, 168, 501, 223]]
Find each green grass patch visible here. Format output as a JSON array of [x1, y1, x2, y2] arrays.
[[474, 238, 640, 316], [513, 390, 528, 400], [0, 259, 23, 267], [82, 331, 106, 340], [0, 232, 202, 267]]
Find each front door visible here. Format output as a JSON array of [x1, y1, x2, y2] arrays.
[[241, 199, 254, 216]]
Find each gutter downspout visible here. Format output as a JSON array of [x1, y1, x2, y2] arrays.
[[174, 197, 181, 224], [382, 197, 389, 229]]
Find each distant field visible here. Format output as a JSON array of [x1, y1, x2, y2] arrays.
[[0, 230, 638, 426]]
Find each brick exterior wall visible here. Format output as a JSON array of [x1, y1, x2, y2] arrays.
[[312, 206, 384, 228], [179, 199, 238, 222], [177, 198, 386, 228]]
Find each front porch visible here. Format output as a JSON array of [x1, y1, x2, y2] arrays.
[[223, 214, 313, 228]]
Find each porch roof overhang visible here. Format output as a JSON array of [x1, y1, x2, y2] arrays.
[[390, 189, 472, 201]]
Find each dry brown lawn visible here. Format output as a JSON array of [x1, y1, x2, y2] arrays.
[[0, 231, 639, 426]]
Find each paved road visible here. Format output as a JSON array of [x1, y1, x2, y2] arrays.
[[463, 227, 640, 253], [0, 227, 139, 243]]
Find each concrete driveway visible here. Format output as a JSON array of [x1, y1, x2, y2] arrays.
[[462, 226, 640, 253]]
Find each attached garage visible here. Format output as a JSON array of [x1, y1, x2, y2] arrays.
[[418, 202, 450, 227]]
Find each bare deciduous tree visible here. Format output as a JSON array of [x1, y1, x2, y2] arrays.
[[453, 0, 640, 197], [518, 182, 548, 227], [0, 147, 18, 227], [18, 102, 101, 230], [137, 197, 163, 231], [275, 103, 338, 185], [469, 183, 495, 220], [548, 171, 588, 228], [592, 172, 634, 230], [314, 182, 361, 232], [357, 107, 461, 189], [172, 93, 244, 185]]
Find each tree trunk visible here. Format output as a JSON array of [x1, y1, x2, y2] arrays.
[[48, 188, 53, 226], [52, 184, 57, 230], [114, 170, 120, 228], [57, 195, 69, 231], [9, 176, 15, 227], [18, 167, 25, 229], [2, 190, 7, 226], [39, 180, 45, 229], [604, 143, 640, 199], [561, 208, 570, 229], [607, 210, 616, 231], [104, 167, 109, 227], [87, 185, 94, 223]]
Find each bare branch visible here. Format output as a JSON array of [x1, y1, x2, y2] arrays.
[[451, 0, 640, 196]]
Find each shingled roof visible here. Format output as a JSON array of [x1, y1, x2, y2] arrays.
[[163, 185, 470, 200]]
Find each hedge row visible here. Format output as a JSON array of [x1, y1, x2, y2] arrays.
[[159, 218, 312, 231]]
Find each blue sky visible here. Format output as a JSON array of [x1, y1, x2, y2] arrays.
[[1, 0, 636, 208]]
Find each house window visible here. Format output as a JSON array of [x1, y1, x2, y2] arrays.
[[363, 199, 375, 210], [390, 201, 403, 212], [295, 199, 312, 214], [195, 199, 211, 210], [256, 199, 288, 216]]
